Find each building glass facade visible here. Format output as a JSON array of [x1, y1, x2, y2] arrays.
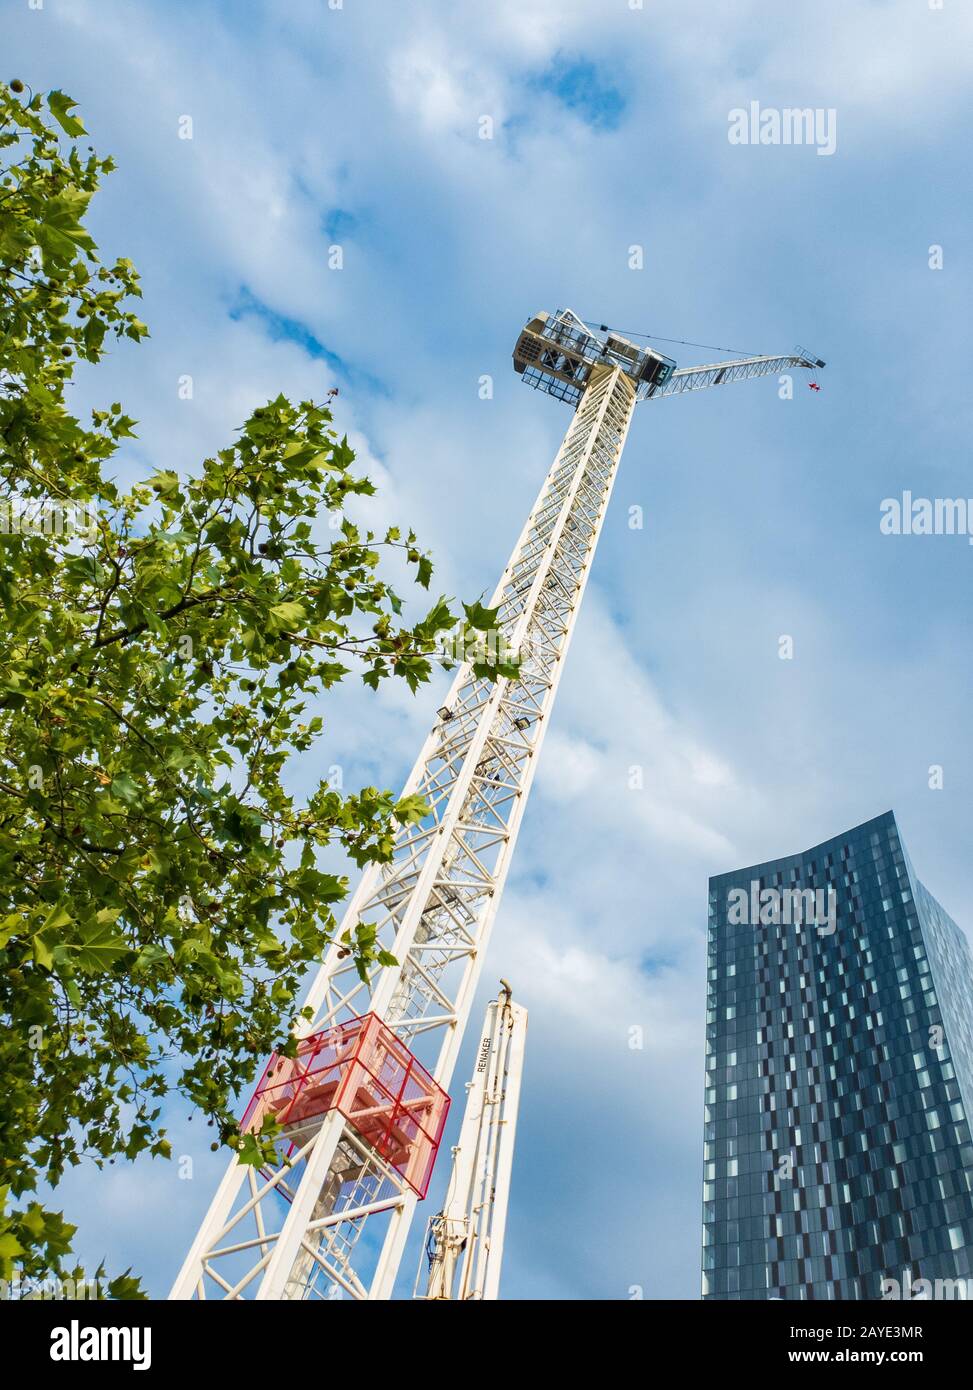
[[703, 811, 973, 1299]]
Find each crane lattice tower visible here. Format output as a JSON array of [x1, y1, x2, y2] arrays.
[[171, 310, 824, 1301]]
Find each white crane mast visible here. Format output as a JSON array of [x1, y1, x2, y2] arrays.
[[417, 983, 527, 1301], [171, 311, 823, 1303]]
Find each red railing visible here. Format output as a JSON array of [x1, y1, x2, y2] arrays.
[[241, 1013, 449, 1199]]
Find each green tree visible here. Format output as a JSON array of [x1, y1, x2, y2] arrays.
[[0, 80, 508, 1295]]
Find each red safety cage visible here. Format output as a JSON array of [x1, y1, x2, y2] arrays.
[[241, 1013, 449, 1200]]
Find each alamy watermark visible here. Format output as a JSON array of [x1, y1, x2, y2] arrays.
[[882, 1269, 970, 1300], [727, 880, 837, 936], [434, 627, 523, 669], [49, 1318, 151, 1371], [880, 492, 973, 545], [0, 497, 98, 538], [728, 102, 837, 157], [0, 1274, 104, 1300]]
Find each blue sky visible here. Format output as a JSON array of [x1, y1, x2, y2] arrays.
[[5, 0, 973, 1300]]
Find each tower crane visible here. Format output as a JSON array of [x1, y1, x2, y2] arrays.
[[416, 982, 527, 1301], [171, 310, 824, 1302]]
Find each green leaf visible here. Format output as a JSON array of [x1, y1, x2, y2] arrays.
[[269, 601, 306, 628], [0, 912, 25, 949], [20, 1206, 46, 1239], [463, 599, 500, 631], [235, 1132, 267, 1167], [148, 470, 180, 495], [41, 904, 72, 934], [32, 934, 55, 970], [132, 944, 169, 974], [48, 90, 87, 138], [71, 915, 130, 974], [110, 773, 139, 804], [107, 1271, 147, 1301]]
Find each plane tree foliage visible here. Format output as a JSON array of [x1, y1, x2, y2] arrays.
[[0, 81, 507, 1294]]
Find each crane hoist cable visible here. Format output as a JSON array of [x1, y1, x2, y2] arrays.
[[580, 317, 766, 358]]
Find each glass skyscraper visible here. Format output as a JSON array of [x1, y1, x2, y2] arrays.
[[703, 810, 973, 1299]]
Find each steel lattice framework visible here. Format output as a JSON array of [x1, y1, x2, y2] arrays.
[[416, 985, 528, 1301], [654, 354, 817, 398], [172, 311, 822, 1302]]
